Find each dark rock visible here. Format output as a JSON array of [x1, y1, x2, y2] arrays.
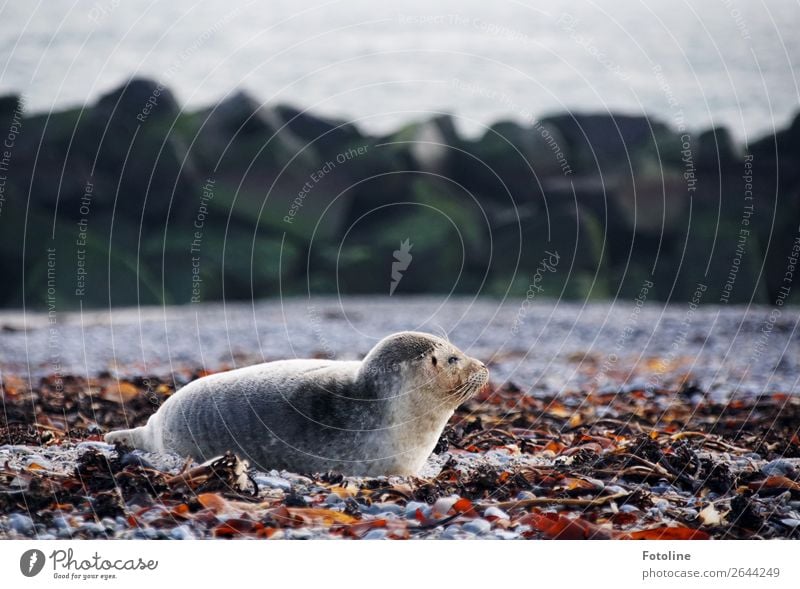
[[120, 453, 155, 469], [669, 210, 768, 303], [189, 93, 334, 254], [275, 103, 362, 155], [95, 77, 179, 126], [697, 126, 741, 167], [82, 80, 200, 220], [750, 110, 800, 158], [2, 106, 91, 209], [455, 120, 568, 211], [612, 163, 687, 234], [4, 83, 800, 308], [0, 94, 21, 120], [761, 459, 798, 478], [399, 114, 463, 174], [203, 90, 277, 137], [195, 90, 313, 166], [332, 174, 489, 295], [0, 79, 208, 307], [471, 119, 569, 183], [542, 112, 680, 176]]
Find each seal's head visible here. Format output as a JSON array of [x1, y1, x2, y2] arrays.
[[359, 331, 489, 404]]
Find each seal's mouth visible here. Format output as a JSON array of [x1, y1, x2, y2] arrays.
[[449, 365, 490, 403]]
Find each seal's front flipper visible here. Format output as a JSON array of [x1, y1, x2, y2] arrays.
[[105, 426, 149, 450]]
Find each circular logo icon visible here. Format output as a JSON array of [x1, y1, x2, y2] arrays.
[[19, 549, 46, 577]]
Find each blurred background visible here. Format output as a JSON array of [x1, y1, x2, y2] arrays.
[[0, 1, 799, 391], [1, 0, 799, 308]]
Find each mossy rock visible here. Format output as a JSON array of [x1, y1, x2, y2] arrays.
[[320, 175, 488, 295], [666, 214, 768, 303], [490, 203, 610, 299]]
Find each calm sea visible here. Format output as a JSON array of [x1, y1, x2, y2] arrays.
[[1, 0, 798, 141]]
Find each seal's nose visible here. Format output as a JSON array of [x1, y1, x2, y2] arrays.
[[473, 360, 489, 381]]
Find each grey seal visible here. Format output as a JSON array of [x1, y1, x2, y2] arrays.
[[105, 331, 488, 476]]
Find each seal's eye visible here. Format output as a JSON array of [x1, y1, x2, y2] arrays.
[[448, 356, 459, 365]]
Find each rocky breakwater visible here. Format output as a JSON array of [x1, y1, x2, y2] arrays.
[[0, 78, 798, 308]]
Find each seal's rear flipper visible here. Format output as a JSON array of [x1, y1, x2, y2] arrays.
[[105, 426, 149, 450]]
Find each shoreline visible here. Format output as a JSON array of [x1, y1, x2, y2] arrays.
[[0, 300, 797, 395]]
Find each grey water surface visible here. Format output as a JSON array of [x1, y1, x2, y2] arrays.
[[1, 297, 797, 396]]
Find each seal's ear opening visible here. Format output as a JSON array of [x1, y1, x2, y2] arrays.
[[431, 356, 438, 367]]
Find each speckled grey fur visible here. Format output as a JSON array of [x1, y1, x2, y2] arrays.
[[105, 332, 488, 475]]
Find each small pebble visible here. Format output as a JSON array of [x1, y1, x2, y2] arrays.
[[441, 524, 464, 540], [485, 451, 511, 464], [462, 518, 492, 535], [365, 502, 403, 516], [78, 522, 108, 536], [280, 472, 313, 485], [121, 453, 155, 469], [52, 515, 71, 530], [0, 445, 34, 454], [77, 441, 114, 452], [8, 513, 34, 535], [483, 506, 509, 520], [762, 459, 797, 478], [432, 496, 458, 516], [605, 485, 627, 495], [406, 501, 430, 516], [255, 476, 292, 491], [584, 477, 605, 489], [324, 493, 343, 506], [7, 475, 28, 489], [405, 501, 428, 517], [170, 525, 194, 540], [24, 455, 52, 468], [362, 529, 388, 540], [140, 509, 169, 524]]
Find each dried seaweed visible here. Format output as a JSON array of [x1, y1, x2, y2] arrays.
[[1, 373, 799, 539]]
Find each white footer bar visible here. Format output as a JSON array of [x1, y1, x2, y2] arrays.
[[1, 540, 796, 588]]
